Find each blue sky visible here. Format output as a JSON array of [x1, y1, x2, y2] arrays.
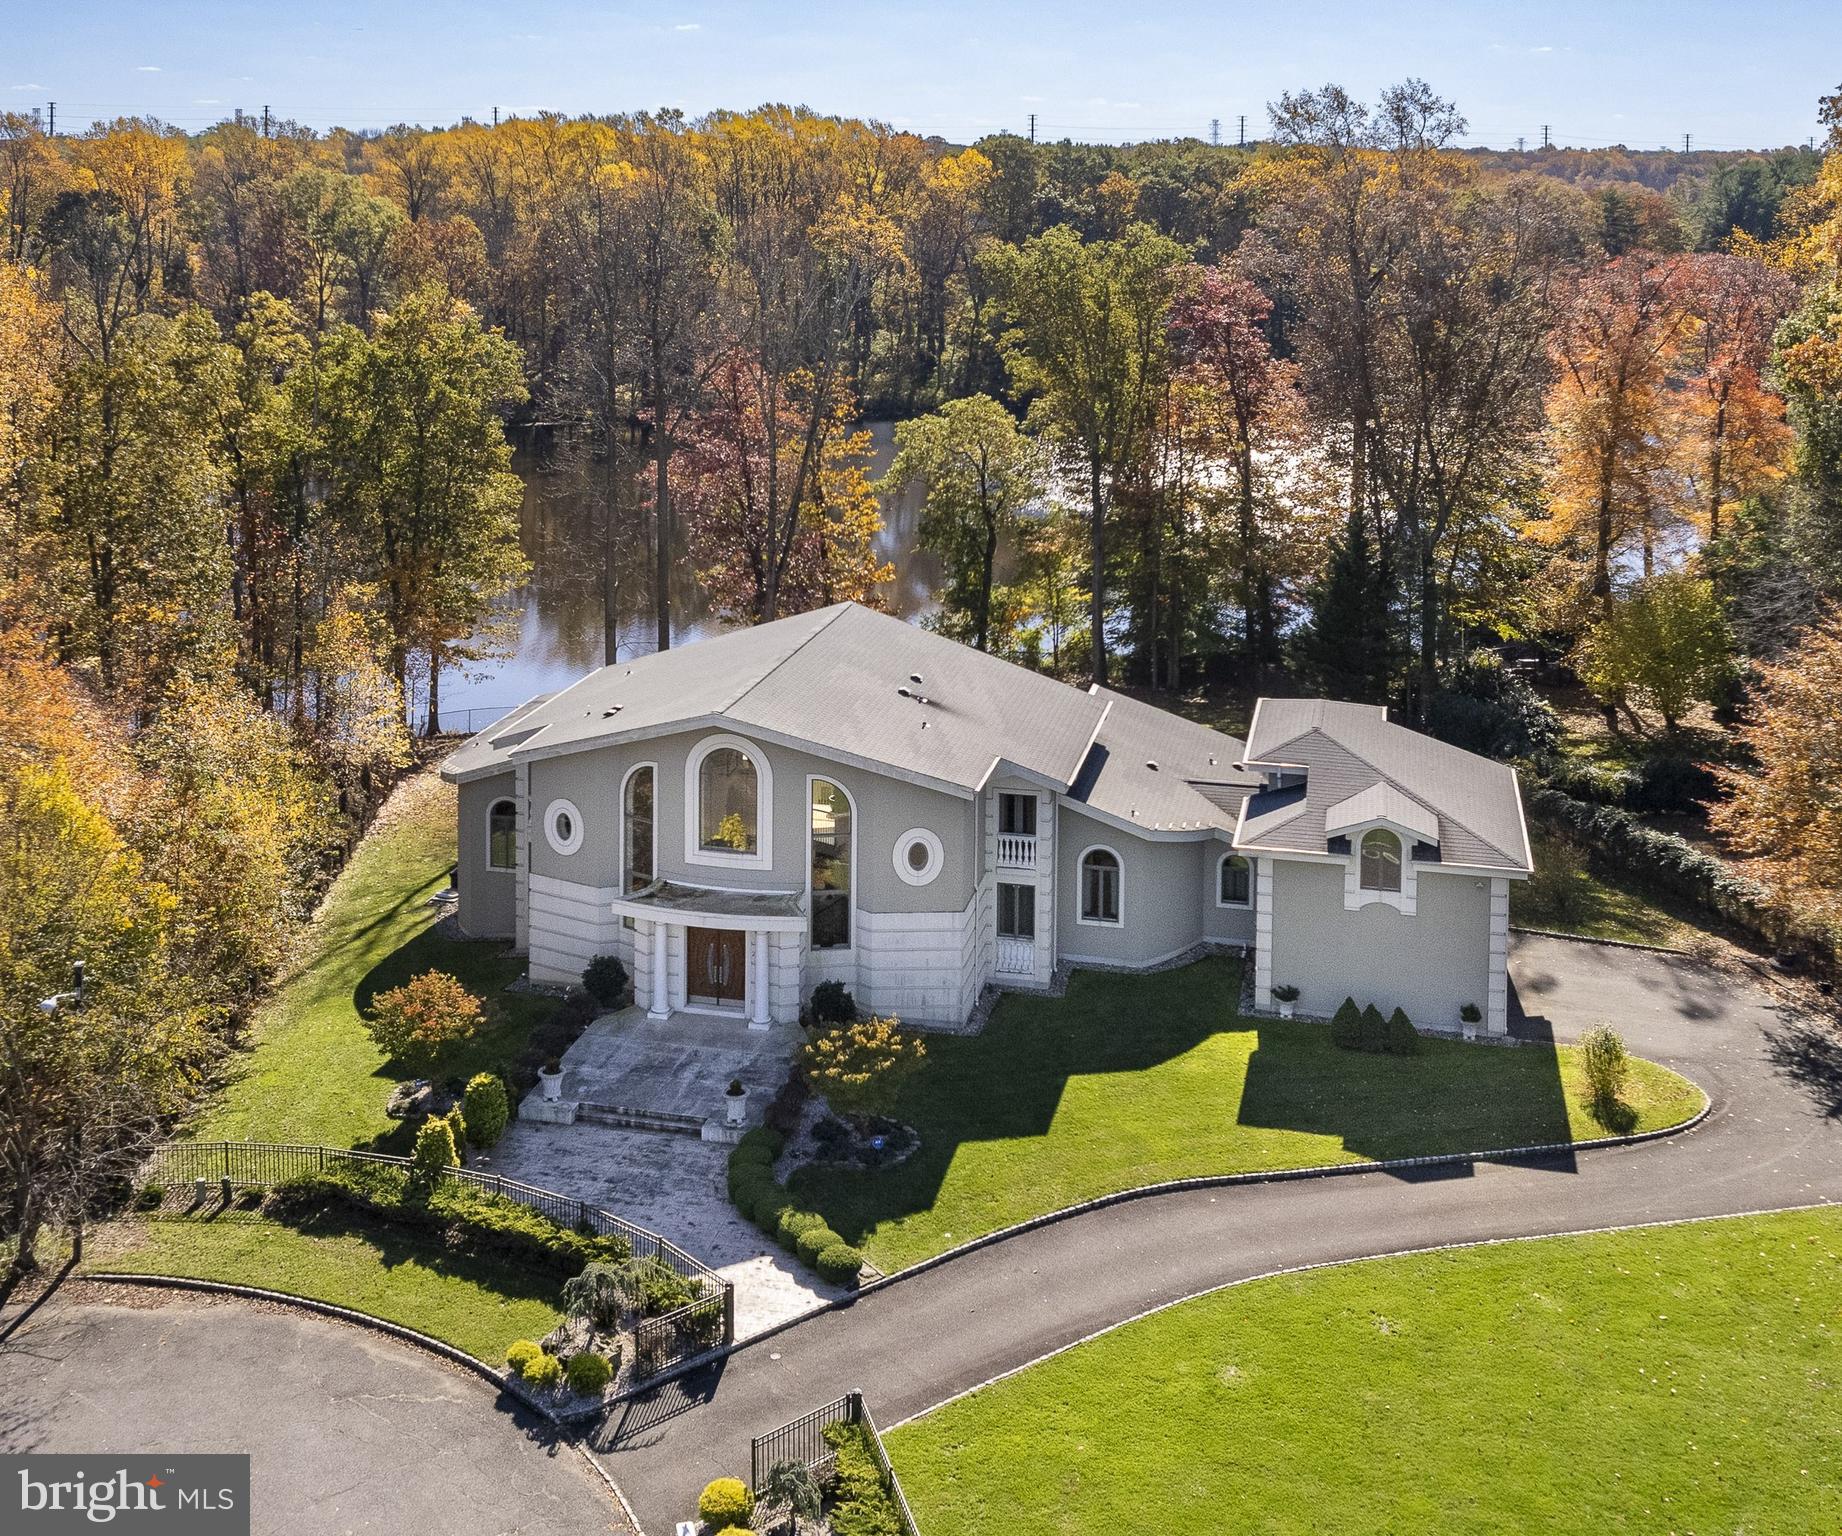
[[8, 0, 1838, 149]]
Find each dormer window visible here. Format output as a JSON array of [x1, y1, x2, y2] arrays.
[[1360, 829, 1402, 892]]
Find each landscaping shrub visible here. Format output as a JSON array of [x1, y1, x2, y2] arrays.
[[729, 1165, 775, 1213], [810, 979, 857, 1023], [521, 1351, 563, 1389], [582, 953, 629, 1006], [801, 1016, 926, 1120], [1385, 1007, 1417, 1056], [623, 1256, 699, 1317], [796, 1224, 844, 1267], [734, 1126, 785, 1162], [777, 1207, 828, 1252], [697, 1477, 754, 1530], [751, 1183, 796, 1235], [462, 1073, 510, 1147], [815, 1241, 865, 1286], [1544, 758, 1635, 807], [1579, 1024, 1630, 1108], [561, 1262, 626, 1330], [764, 1071, 811, 1137], [134, 1181, 165, 1211], [1329, 997, 1361, 1050], [553, 989, 600, 1034], [822, 1422, 904, 1536], [1425, 650, 1562, 761], [444, 1104, 468, 1163], [1629, 752, 1717, 816], [1358, 1003, 1388, 1054], [269, 1165, 631, 1279], [363, 969, 485, 1070], [410, 1115, 458, 1194], [761, 1460, 823, 1534], [564, 1349, 614, 1395], [505, 1339, 542, 1376]]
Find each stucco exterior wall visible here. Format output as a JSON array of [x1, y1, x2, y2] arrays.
[[1202, 843, 1258, 947], [1054, 807, 1208, 967], [1266, 856, 1491, 1026], [456, 772, 517, 940]]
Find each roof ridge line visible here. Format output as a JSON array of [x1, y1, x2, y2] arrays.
[[716, 603, 853, 718], [1316, 726, 1521, 865]]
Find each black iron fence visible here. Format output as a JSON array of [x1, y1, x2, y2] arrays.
[[751, 1389, 922, 1536], [143, 1141, 734, 1378]]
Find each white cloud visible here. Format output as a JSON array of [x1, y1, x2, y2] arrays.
[[193, 97, 221, 105], [10, 83, 44, 91], [674, 21, 702, 30], [136, 64, 161, 72]]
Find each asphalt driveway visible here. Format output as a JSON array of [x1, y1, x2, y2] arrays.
[[586, 933, 1842, 1531], [0, 1289, 627, 1536]]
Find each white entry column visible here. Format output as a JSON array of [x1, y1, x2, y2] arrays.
[[749, 928, 771, 1030], [647, 920, 671, 1020], [1486, 877, 1511, 1034], [1252, 855, 1275, 1008]]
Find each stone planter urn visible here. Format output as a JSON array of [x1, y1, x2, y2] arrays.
[[539, 1061, 564, 1102], [1459, 1005, 1482, 1041], [724, 1078, 749, 1128], [1272, 985, 1299, 1020]]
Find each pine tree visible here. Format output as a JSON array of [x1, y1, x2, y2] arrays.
[[1298, 515, 1400, 703]]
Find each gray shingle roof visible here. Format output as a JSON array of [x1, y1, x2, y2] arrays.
[[1068, 690, 1261, 834], [1235, 698, 1531, 873]]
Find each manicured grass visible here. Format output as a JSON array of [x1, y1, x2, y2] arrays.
[[1512, 828, 1697, 948], [198, 770, 553, 1151], [788, 957, 1702, 1271], [93, 1212, 563, 1365], [889, 1206, 1842, 1536]]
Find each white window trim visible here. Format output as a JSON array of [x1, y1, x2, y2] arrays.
[[892, 827, 944, 887], [1343, 819, 1419, 915], [619, 760, 658, 893], [485, 796, 518, 875], [1216, 851, 1252, 909], [684, 732, 773, 869], [807, 773, 858, 954], [1075, 842, 1124, 927], [543, 798, 584, 857]]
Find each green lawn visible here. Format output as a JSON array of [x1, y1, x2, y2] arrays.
[[789, 957, 1702, 1272], [1512, 828, 1696, 948], [198, 770, 555, 1151], [93, 1212, 562, 1364], [889, 1206, 1842, 1535]]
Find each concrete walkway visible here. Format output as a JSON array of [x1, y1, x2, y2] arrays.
[[585, 933, 1842, 1531], [0, 1289, 627, 1535]]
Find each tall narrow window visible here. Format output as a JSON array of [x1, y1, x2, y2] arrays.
[[1219, 854, 1251, 907], [1360, 829, 1402, 892], [623, 767, 654, 892], [810, 779, 851, 949], [699, 747, 759, 853], [487, 799, 517, 871], [998, 793, 1037, 837], [1080, 848, 1121, 924], [997, 882, 1035, 939]]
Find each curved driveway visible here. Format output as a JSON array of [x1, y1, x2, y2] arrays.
[[0, 1291, 627, 1535], [588, 933, 1842, 1530]]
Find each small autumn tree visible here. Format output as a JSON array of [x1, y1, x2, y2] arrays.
[[1714, 610, 1842, 933], [364, 969, 484, 1070], [799, 1016, 926, 1122], [1573, 572, 1735, 732]]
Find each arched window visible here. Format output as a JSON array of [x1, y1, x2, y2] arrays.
[[1079, 847, 1121, 925], [487, 799, 517, 871], [623, 766, 654, 892], [1360, 829, 1402, 893], [810, 779, 852, 949], [1218, 853, 1251, 907], [699, 747, 759, 854]]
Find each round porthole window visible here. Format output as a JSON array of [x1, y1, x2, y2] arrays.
[[892, 828, 943, 886], [544, 798, 584, 856]]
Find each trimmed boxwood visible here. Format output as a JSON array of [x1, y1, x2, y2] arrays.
[[796, 1223, 844, 1267], [506, 1339, 542, 1375], [564, 1349, 614, 1395], [815, 1241, 865, 1286], [1329, 997, 1362, 1050], [822, 1421, 904, 1536], [698, 1477, 754, 1529], [1358, 1002, 1388, 1054], [777, 1207, 828, 1252], [734, 1126, 785, 1161], [751, 1184, 796, 1234]]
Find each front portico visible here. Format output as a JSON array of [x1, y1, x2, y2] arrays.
[[613, 880, 805, 1029]]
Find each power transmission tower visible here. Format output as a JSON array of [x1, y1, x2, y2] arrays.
[[1682, 133, 1691, 153], [492, 106, 499, 127], [1209, 118, 1220, 146], [1028, 112, 1037, 144], [47, 101, 55, 137], [1238, 113, 1246, 146], [1516, 135, 1525, 152], [1541, 123, 1551, 149], [261, 104, 270, 137]]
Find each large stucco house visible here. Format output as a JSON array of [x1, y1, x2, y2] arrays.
[[443, 602, 1532, 1034]]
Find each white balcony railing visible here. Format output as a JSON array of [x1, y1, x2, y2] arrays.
[[996, 833, 1038, 870], [996, 936, 1035, 976]]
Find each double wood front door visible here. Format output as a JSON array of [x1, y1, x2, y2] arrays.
[[688, 926, 747, 1006]]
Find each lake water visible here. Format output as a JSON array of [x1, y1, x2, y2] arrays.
[[434, 421, 945, 733]]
